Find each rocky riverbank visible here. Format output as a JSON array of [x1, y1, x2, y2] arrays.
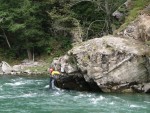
[[0, 60, 49, 76], [1, 7, 150, 94]]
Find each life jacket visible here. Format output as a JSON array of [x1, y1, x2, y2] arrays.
[[51, 71, 60, 76]]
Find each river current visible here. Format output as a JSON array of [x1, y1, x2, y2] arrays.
[[0, 75, 149, 113]]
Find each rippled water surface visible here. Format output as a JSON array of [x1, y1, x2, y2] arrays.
[[0, 75, 150, 113]]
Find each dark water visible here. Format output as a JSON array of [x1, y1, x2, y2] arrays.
[[0, 75, 150, 113]]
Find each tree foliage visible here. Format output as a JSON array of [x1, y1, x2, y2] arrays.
[[0, 0, 72, 60], [1, 0, 141, 61]]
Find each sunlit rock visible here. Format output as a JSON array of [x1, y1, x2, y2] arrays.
[[1, 61, 12, 74], [51, 35, 150, 93]]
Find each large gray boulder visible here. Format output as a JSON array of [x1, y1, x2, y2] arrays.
[[51, 35, 150, 93]]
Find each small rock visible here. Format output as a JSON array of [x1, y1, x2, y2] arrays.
[[143, 83, 150, 93], [13, 65, 22, 72], [24, 69, 31, 74], [11, 72, 17, 75], [33, 62, 38, 66]]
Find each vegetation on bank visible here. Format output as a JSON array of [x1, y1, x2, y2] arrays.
[[0, 0, 149, 64], [118, 0, 150, 32]]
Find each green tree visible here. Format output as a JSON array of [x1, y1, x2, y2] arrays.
[[0, 0, 133, 61], [0, 0, 52, 60]]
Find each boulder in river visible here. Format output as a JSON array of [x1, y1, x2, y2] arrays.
[[51, 35, 150, 93]]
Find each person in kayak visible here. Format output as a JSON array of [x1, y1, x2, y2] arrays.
[[49, 68, 60, 89]]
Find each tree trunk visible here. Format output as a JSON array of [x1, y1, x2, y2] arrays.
[[1, 27, 11, 48], [27, 48, 32, 61], [104, 0, 111, 34]]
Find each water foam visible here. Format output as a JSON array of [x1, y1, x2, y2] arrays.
[[4, 81, 25, 86], [0, 96, 5, 99], [4, 79, 36, 86], [90, 96, 105, 104], [18, 93, 37, 98], [109, 102, 114, 105], [144, 101, 150, 104], [129, 104, 147, 109], [44, 85, 49, 88]]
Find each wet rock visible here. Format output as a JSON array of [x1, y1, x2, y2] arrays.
[[55, 74, 101, 92]]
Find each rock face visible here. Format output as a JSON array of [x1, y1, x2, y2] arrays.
[[51, 36, 150, 93], [117, 14, 150, 42]]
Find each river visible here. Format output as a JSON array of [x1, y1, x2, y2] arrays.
[[0, 75, 150, 113]]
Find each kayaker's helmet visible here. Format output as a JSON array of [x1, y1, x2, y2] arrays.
[[49, 68, 54, 73]]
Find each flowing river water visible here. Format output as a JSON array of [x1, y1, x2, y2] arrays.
[[0, 75, 150, 113]]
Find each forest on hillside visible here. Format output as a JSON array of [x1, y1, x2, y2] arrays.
[[0, 0, 149, 61]]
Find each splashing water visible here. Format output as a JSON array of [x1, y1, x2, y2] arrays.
[[0, 75, 150, 113]]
